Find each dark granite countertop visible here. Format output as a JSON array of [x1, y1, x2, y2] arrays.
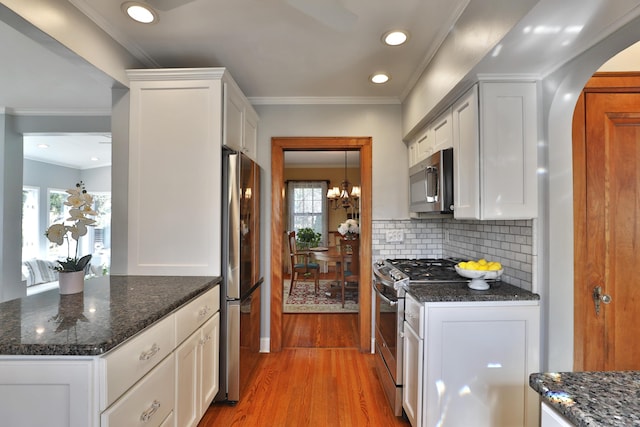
[[0, 275, 221, 356], [529, 371, 640, 426], [406, 280, 540, 303]]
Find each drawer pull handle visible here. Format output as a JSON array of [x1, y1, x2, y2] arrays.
[[198, 305, 211, 318], [139, 343, 160, 361], [140, 400, 161, 422]]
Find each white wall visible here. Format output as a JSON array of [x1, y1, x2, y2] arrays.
[[253, 103, 405, 338]]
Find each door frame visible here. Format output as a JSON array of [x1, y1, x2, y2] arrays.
[[270, 136, 372, 352]]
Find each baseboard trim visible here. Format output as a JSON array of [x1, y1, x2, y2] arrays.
[[260, 337, 270, 353]]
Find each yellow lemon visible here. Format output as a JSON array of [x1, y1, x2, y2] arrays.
[[478, 258, 488, 265]]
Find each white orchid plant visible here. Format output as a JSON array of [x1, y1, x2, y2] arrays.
[[338, 219, 360, 236], [45, 181, 97, 272]]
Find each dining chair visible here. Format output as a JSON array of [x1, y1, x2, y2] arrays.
[[340, 236, 360, 307], [288, 231, 320, 295]]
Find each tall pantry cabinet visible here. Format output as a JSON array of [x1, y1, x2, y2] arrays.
[[120, 68, 257, 276]]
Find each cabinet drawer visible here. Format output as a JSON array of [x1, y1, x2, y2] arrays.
[[176, 287, 220, 344], [101, 353, 175, 427], [101, 314, 175, 409], [404, 293, 423, 338]]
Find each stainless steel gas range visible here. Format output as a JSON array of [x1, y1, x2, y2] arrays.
[[372, 258, 464, 417]]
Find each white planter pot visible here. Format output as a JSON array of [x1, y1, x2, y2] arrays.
[[58, 270, 85, 294]]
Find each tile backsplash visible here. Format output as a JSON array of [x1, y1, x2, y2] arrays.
[[372, 218, 534, 291]]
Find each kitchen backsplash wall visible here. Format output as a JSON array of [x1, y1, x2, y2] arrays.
[[372, 218, 534, 291]]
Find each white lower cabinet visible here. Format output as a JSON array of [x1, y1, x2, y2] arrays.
[[402, 320, 423, 427], [403, 298, 540, 427], [175, 312, 220, 427], [0, 285, 220, 427], [0, 359, 96, 427], [540, 402, 573, 427], [101, 353, 176, 427]]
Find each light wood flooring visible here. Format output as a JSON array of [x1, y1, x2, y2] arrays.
[[198, 313, 410, 426]]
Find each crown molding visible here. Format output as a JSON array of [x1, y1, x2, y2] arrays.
[[3, 108, 111, 117], [247, 96, 401, 106]]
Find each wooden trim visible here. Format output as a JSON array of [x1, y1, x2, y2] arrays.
[[584, 72, 640, 92], [270, 137, 373, 352], [572, 92, 587, 371]]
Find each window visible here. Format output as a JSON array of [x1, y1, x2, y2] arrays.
[[47, 189, 71, 260], [22, 187, 39, 261], [287, 181, 328, 244]]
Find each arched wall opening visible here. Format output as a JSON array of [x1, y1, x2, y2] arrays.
[[542, 16, 640, 371]]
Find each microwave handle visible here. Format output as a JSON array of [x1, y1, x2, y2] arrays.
[[425, 166, 439, 201]]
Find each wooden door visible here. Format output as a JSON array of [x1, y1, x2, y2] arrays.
[[573, 73, 640, 370]]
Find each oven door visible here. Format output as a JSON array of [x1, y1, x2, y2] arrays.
[[374, 280, 403, 384]]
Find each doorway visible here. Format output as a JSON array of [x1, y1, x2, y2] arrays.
[[270, 137, 372, 352], [572, 73, 640, 371]]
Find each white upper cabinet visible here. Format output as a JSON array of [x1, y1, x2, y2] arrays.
[[452, 81, 538, 220], [408, 108, 452, 168], [125, 68, 257, 276], [452, 85, 481, 219], [223, 80, 259, 160], [431, 107, 453, 153]]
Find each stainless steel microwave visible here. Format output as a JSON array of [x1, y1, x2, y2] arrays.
[[409, 148, 453, 213]]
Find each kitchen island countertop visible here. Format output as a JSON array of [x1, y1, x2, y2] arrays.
[[529, 371, 640, 426], [406, 280, 539, 303], [0, 275, 220, 356]]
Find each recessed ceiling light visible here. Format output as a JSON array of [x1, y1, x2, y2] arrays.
[[37, 144, 49, 149], [91, 157, 99, 162], [370, 73, 390, 84], [382, 30, 409, 46], [122, 2, 158, 24]]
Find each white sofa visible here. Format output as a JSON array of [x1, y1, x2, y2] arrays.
[[22, 259, 59, 295]]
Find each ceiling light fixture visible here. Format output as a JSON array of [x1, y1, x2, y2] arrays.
[[122, 2, 158, 24], [370, 73, 390, 84], [382, 30, 409, 46], [37, 144, 49, 149], [327, 151, 360, 214]]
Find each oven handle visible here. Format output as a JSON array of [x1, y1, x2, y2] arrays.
[[373, 283, 398, 306]]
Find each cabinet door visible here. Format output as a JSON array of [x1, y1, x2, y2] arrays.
[[408, 140, 418, 167], [452, 85, 480, 219], [0, 360, 95, 427], [424, 304, 540, 427], [127, 76, 223, 276], [416, 128, 432, 162], [243, 108, 259, 160], [480, 82, 538, 219], [432, 108, 453, 152], [199, 313, 220, 417], [541, 402, 573, 427], [402, 322, 423, 427], [175, 331, 201, 427], [224, 81, 245, 153]]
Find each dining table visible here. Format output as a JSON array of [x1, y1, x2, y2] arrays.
[[308, 245, 352, 297]]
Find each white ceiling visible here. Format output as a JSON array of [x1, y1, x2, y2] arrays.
[[23, 133, 112, 170], [4, 0, 640, 168]]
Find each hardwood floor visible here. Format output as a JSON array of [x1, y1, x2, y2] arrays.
[[199, 314, 410, 427]]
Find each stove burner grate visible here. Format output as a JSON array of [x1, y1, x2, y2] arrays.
[[385, 258, 465, 282]]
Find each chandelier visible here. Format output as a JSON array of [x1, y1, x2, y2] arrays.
[[327, 151, 360, 211]]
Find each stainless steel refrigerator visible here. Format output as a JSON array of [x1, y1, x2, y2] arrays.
[[218, 148, 263, 403]]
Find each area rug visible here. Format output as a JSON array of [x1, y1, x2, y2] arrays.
[[284, 279, 358, 313]]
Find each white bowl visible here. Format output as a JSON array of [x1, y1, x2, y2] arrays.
[[455, 265, 503, 290]]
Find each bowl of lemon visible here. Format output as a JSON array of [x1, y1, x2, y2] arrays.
[[455, 259, 503, 290]]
